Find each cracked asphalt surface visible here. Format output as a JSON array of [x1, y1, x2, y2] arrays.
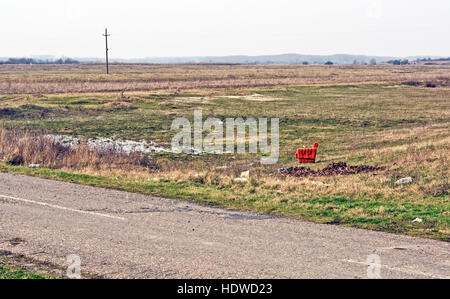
[[0, 172, 449, 278]]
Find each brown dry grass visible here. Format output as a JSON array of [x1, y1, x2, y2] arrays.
[[1, 64, 449, 94], [0, 127, 154, 171]]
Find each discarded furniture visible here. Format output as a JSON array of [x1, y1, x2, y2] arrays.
[[295, 143, 318, 163]]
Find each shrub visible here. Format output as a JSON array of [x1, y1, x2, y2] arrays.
[[0, 127, 157, 171]]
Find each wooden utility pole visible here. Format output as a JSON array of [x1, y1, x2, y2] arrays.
[[103, 28, 110, 74]]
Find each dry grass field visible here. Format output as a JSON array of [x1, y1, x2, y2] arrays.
[[1, 63, 449, 94], [0, 63, 449, 240]]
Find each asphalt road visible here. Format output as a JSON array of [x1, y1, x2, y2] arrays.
[[0, 172, 448, 278]]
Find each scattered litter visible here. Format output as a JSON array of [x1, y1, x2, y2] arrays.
[[28, 164, 40, 169], [233, 171, 251, 183], [412, 218, 423, 223], [280, 162, 385, 178], [234, 177, 248, 183], [395, 177, 413, 185], [240, 170, 250, 178]]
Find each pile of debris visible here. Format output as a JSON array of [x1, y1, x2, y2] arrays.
[[280, 162, 385, 178]]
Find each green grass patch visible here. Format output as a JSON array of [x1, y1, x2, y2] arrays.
[[0, 265, 47, 279]]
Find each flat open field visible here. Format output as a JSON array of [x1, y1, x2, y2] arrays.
[[0, 64, 449, 240], [1, 63, 450, 94]]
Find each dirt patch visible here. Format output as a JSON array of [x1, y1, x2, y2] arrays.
[[104, 101, 134, 109], [280, 162, 385, 177], [216, 93, 282, 102], [402, 77, 450, 88], [171, 93, 282, 104], [0, 105, 53, 119], [0, 108, 17, 117]]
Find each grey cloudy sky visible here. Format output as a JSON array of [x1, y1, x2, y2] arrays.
[[1, 0, 449, 58]]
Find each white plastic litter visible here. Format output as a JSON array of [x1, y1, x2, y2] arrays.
[[395, 177, 413, 185], [240, 171, 250, 178], [234, 177, 248, 183]]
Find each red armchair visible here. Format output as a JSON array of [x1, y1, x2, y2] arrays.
[[295, 143, 319, 163]]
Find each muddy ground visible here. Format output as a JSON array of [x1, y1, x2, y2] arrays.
[[280, 162, 385, 177]]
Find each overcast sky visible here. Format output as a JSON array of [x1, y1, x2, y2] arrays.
[[1, 0, 449, 58]]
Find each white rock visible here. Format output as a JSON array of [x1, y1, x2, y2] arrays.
[[234, 177, 248, 183], [412, 218, 423, 223], [395, 177, 413, 185], [240, 170, 250, 178]]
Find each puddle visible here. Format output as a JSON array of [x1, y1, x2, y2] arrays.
[[174, 93, 282, 103], [47, 135, 216, 156], [47, 135, 172, 154], [217, 93, 282, 102]]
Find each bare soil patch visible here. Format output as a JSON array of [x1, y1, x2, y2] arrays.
[[280, 162, 385, 177]]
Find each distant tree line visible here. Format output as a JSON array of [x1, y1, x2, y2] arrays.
[[387, 59, 409, 65], [416, 57, 450, 62], [432, 57, 450, 61], [0, 57, 79, 65]]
